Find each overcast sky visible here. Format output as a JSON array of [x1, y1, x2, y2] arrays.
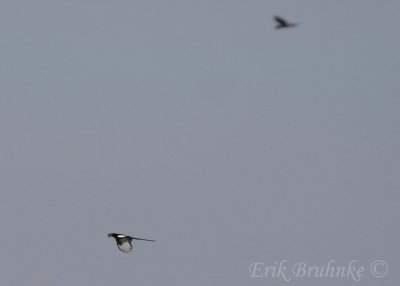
[[0, 1, 399, 285]]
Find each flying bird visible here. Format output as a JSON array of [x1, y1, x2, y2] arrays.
[[274, 15, 299, 29], [108, 233, 155, 253]]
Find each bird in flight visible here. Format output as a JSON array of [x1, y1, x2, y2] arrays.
[[108, 233, 155, 253], [274, 15, 299, 29]]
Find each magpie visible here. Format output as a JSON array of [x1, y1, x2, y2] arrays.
[[108, 233, 155, 253], [274, 16, 299, 29]]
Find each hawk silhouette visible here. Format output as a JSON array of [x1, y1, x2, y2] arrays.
[[108, 233, 155, 253], [274, 16, 299, 29]]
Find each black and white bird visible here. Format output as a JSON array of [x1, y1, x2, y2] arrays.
[[274, 15, 299, 29], [108, 233, 155, 253]]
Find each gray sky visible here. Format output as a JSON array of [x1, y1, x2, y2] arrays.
[[0, 1, 399, 285]]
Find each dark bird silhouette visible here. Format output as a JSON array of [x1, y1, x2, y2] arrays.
[[274, 16, 299, 29], [108, 233, 155, 253]]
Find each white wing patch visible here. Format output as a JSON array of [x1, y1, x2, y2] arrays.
[[117, 235, 126, 238], [116, 238, 133, 253]]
